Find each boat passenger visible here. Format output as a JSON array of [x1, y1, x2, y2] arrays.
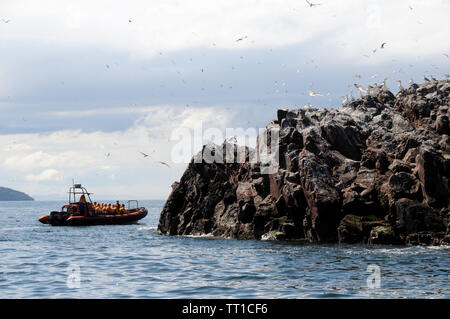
[[114, 201, 121, 214], [120, 204, 126, 214], [106, 203, 114, 215], [78, 195, 87, 217]]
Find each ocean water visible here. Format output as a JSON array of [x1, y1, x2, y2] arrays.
[[0, 200, 448, 299]]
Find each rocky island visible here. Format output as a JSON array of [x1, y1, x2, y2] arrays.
[[0, 187, 34, 201], [158, 79, 450, 246]]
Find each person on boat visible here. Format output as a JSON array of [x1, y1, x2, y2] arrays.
[[78, 195, 88, 217], [93, 202, 99, 214], [106, 203, 114, 215], [120, 204, 126, 214], [114, 200, 121, 214]]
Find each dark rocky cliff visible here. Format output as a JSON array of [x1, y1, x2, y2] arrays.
[[158, 79, 450, 245]]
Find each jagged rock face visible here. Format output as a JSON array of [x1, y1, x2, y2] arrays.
[[158, 80, 450, 246]]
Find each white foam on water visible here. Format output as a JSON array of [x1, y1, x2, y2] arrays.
[[136, 226, 157, 231]]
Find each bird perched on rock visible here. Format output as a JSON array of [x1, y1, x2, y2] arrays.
[[358, 91, 363, 99], [349, 90, 355, 102], [397, 80, 404, 91], [354, 83, 367, 94]]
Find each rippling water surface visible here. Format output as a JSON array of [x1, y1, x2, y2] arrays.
[[0, 200, 449, 298]]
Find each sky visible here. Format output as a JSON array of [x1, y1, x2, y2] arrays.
[[0, 0, 449, 200]]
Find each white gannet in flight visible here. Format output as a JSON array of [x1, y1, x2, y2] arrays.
[[307, 89, 324, 96], [305, 0, 322, 7]]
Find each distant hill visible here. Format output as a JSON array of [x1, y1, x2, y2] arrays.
[[0, 187, 34, 201]]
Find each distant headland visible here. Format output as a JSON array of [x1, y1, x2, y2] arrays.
[[0, 187, 34, 201]]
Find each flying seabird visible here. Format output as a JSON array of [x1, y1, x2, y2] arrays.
[[1, 19, 10, 23], [139, 152, 149, 158], [381, 42, 387, 49], [235, 36, 248, 42], [155, 161, 171, 168], [424, 76, 430, 82], [305, 0, 322, 7], [307, 90, 324, 97]]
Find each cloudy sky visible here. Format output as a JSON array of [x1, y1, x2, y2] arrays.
[[0, 0, 449, 200]]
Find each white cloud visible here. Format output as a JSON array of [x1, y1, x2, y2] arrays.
[[25, 169, 62, 182], [0, 105, 240, 199], [0, 0, 448, 61]]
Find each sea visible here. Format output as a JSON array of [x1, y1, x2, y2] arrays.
[[0, 200, 448, 298]]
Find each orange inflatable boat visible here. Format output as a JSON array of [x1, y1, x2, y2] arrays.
[[38, 184, 147, 226]]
